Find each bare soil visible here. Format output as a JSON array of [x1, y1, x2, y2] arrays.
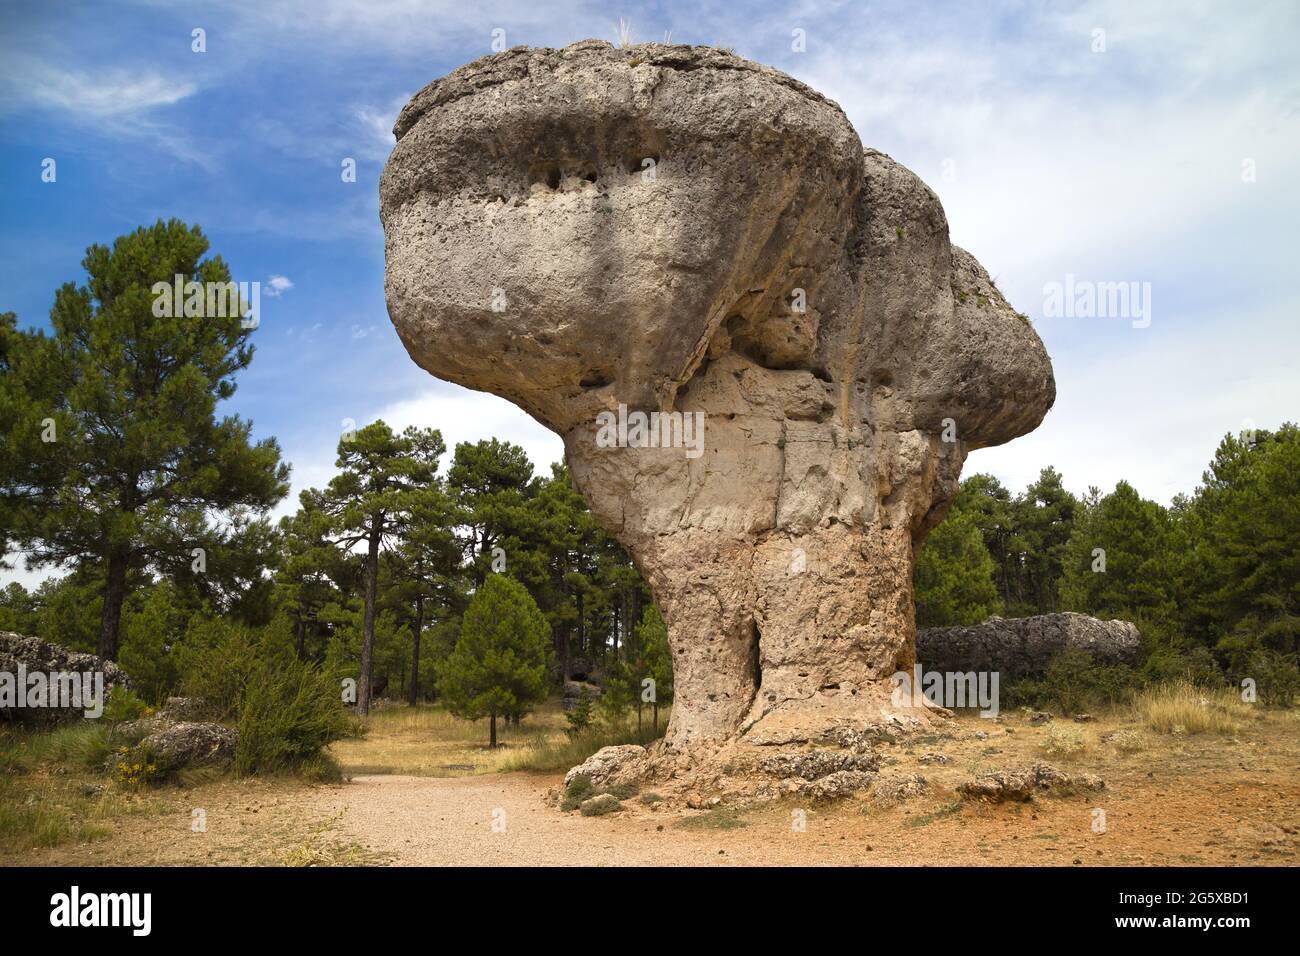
[[11, 709, 1298, 867]]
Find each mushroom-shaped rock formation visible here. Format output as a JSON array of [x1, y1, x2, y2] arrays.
[[381, 41, 1054, 752]]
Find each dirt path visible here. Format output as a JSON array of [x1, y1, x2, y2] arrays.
[[306, 766, 1298, 867]]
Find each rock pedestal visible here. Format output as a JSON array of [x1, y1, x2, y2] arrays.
[[381, 41, 1055, 752]]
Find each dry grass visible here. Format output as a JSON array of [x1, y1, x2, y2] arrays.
[[328, 701, 569, 776], [328, 699, 669, 777], [1136, 681, 1254, 735]]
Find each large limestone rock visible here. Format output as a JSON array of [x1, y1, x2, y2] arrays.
[[381, 41, 1054, 752], [917, 613, 1141, 679], [0, 632, 130, 723]]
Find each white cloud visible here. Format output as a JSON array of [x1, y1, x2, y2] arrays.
[[375, 384, 565, 478], [268, 382, 565, 526], [265, 275, 294, 297]]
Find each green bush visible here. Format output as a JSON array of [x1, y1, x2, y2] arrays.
[[560, 773, 594, 812], [234, 658, 349, 775], [1004, 648, 1138, 713], [1238, 649, 1300, 707], [564, 688, 594, 737], [102, 686, 152, 723], [180, 626, 261, 719]]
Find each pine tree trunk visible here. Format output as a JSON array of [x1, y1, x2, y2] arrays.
[[490, 712, 498, 748], [97, 550, 129, 661], [295, 618, 306, 661], [409, 593, 423, 706], [357, 514, 381, 716]]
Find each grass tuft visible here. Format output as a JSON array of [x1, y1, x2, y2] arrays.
[[1136, 681, 1252, 735]]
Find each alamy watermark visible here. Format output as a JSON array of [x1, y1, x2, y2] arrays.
[[595, 403, 705, 459], [0, 667, 105, 718], [151, 274, 262, 329], [1043, 274, 1151, 329], [891, 665, 1000, 718]]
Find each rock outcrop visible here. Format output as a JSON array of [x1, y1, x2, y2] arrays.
[[917, 613, 1140, 679], [0, 631, 130, 723], [958, 762, 1104, 802], [381, 41, 1055, 754]]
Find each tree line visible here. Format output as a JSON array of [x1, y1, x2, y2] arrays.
[[915, 428, 1299, 701], [0, 220, 667, 738]]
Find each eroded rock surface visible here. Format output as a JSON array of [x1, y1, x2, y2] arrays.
[[381, 41, 1055, 754], [917, 613, 1140, 679], [958, 762, 1104, 803], [0, 632, 130, 723]]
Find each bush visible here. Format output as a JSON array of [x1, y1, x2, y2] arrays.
[[1039, 723, 1088, 756], [102, 686, 152, 723], [1239, 650, 1300, 707], [565, 688, 594, 737], [560, 773, 594, 812], [1004, 649, 1137, 713], [579, 793, 622, 817], [234, 659, 350, 776], [180, 626, 261, 719]]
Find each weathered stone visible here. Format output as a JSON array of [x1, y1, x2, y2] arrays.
[[803, 770, 875, 802], [157, 696, 212, 721], [957, 762, 1104, 803], [0, 632, 130, 723], [133, 721, 237, 771], [872, 772, 929, 806], [563, 744, 648, 790], [759, 748, 880, 780], [381, 41, 1054, 754], [917, 613, 1140, 679]]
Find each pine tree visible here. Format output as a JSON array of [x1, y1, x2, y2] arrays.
[[1059, 480, 1175, 623], [0, 221, 288, 659], [436, 574, 551, 747], [319, 420, 445, 714], [914, 508, 1001, 627]]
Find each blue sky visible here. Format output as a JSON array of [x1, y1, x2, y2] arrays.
[[2, 0, 1298, 588]]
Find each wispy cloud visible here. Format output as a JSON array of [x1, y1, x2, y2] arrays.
[[17, 64, 196, 118]]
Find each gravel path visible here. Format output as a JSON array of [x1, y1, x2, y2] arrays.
[[311, 773, 795, 866]]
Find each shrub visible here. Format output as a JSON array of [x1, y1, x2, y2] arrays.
[[111, 746, 159, 788], [234, 659, 350, 775], [603, 781, 639, 800], [102, 686, 152, 723], [560, 773, 594, 812], [579, 793, 622, 817], [1005, 649, 1137, 713], [1039, 723, 1088, 756], [180, 626, 261, 719], [1237, 649, 1299, 708], [565, 688, 594, 737]]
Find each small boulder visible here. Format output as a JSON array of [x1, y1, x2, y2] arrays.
[[958, 762, 1104, 803], [759, 748, 880, 780], [872, 773, 929, 806], [134, 721, 237, 772], [564, 744, 647, 790], [803, 770, 875, 803], [0, 632, 130, 723]]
